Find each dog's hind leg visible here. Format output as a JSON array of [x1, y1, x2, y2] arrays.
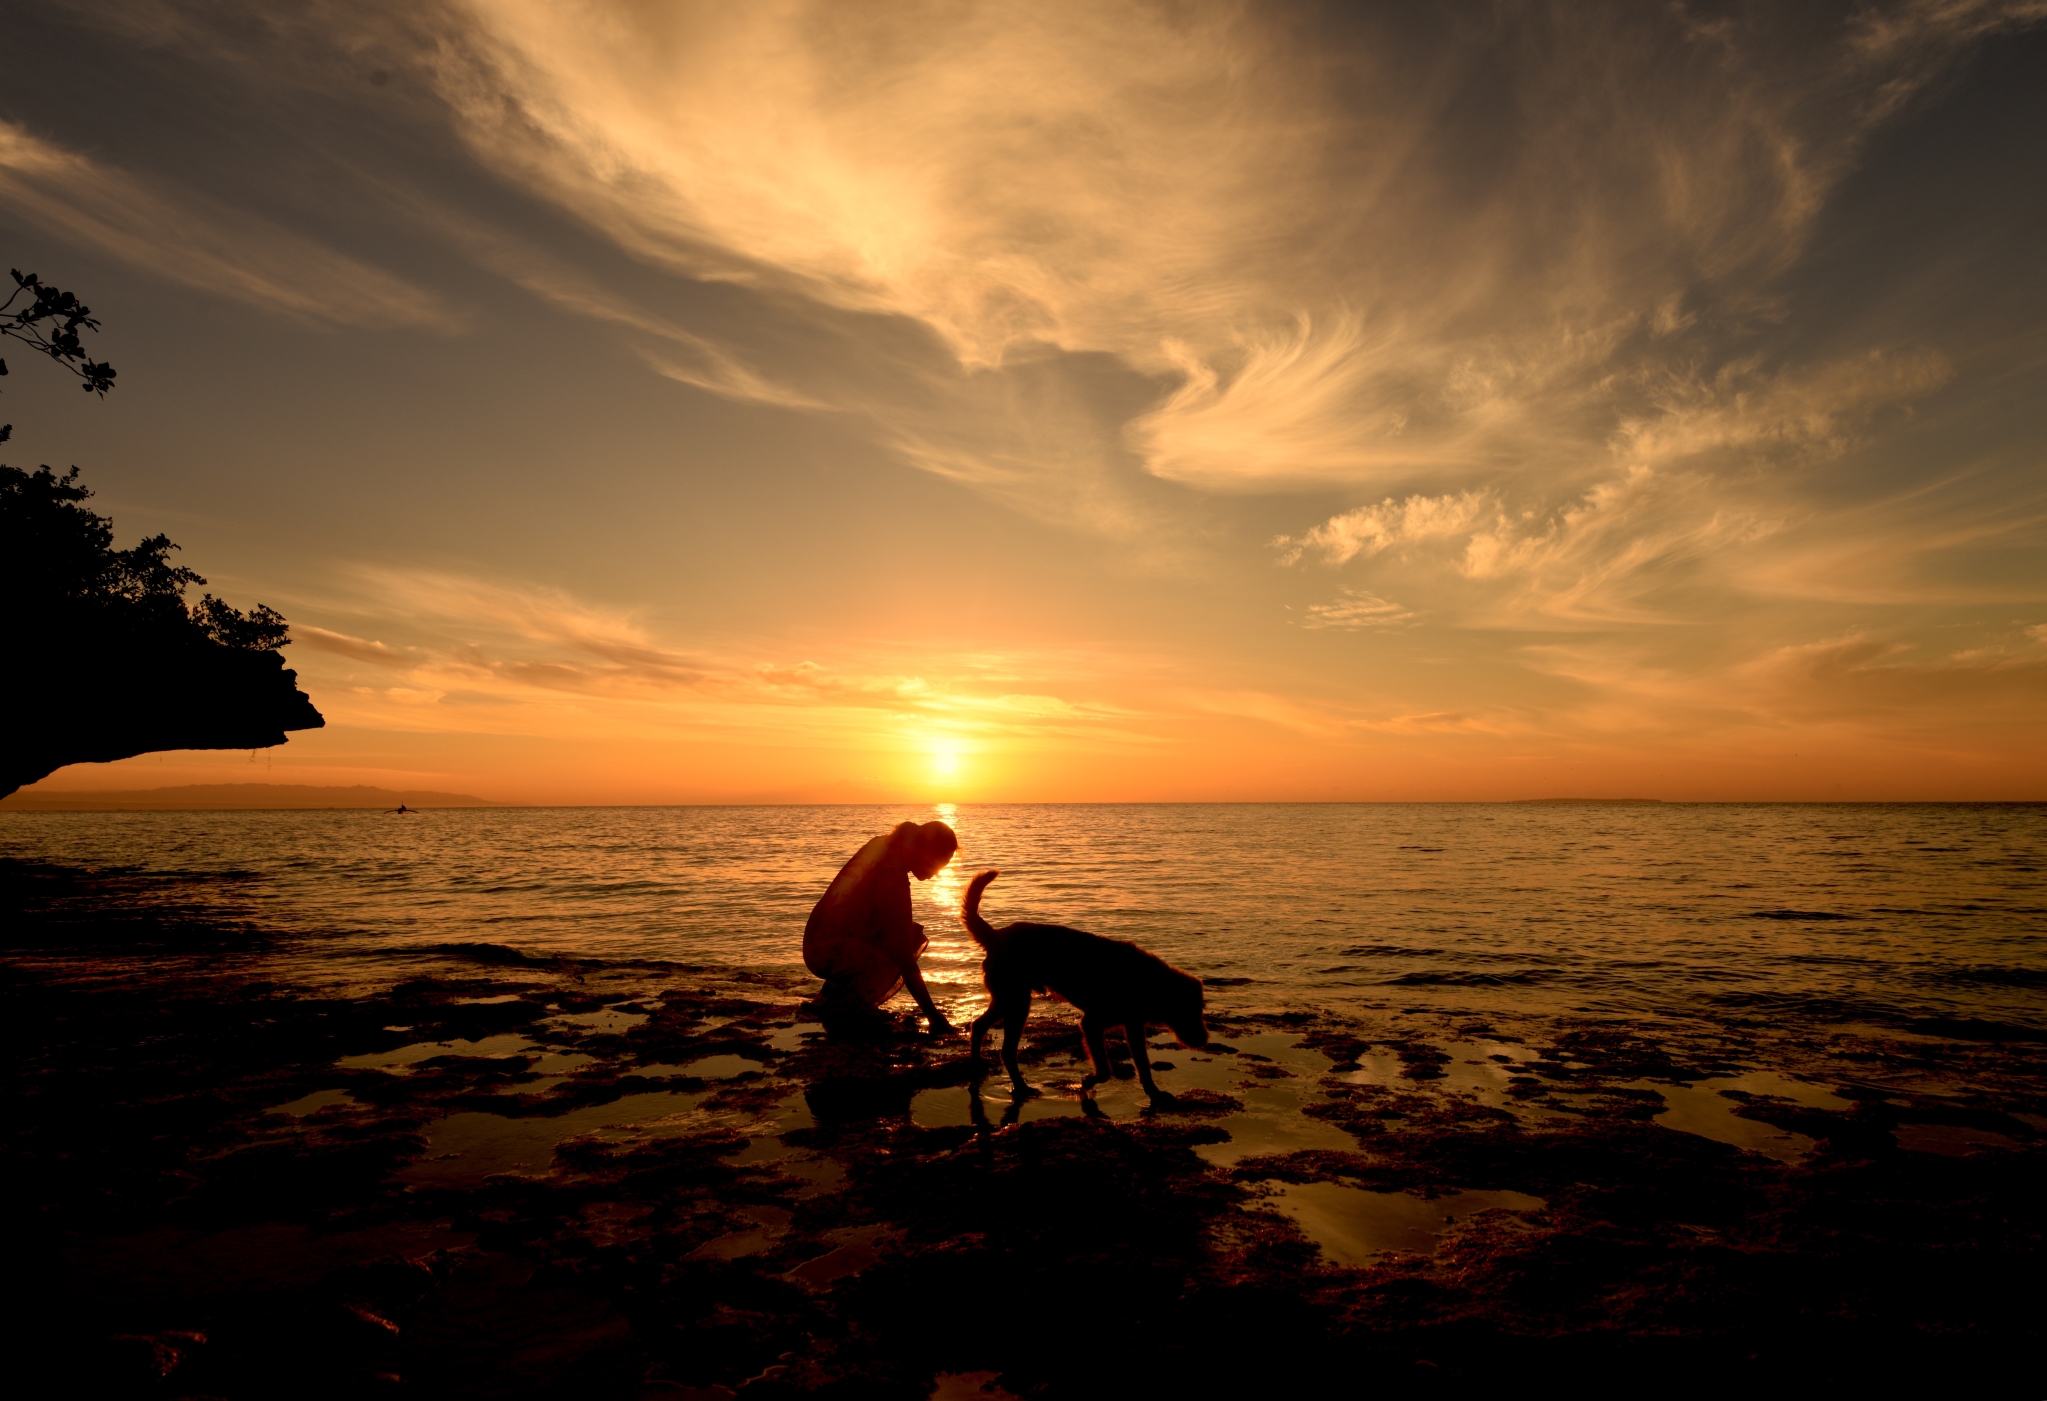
[[1127, 1022, 1175, 1103], [999, 994, 1037, 1097]]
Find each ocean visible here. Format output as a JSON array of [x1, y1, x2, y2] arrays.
[[5, 801, 2042, 1041]]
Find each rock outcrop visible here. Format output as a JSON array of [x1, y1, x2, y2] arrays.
[[2, 464, 323, 799], [2, 634, 322, 798]]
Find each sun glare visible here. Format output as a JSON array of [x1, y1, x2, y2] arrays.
[[932, 748, 961, 779]]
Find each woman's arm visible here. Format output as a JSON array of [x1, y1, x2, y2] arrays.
[[895, 949, 953, 1035]]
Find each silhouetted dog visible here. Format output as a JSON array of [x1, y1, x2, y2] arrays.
[[962, 870, 1207, 1103]]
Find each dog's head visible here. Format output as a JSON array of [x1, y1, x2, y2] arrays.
[[1167, 972, 1209, 1050]]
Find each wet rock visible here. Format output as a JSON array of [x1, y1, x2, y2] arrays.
[[396, 1250, 640, 1397], [1389, 1041, 1452, 1080], [94, 1331, 201, 1386], [803, 1075, 918, 1123], [1154, 1089, 1243, 1117]]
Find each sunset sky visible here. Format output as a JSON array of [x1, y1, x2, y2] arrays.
[[4, 0, 2044, 803]]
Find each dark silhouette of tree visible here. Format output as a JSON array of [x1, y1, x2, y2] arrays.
[[1, 269, 117, 445], [1, 271, 320, 798], [2, 464, 293, 652]]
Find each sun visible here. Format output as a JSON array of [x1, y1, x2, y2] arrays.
[[932, 747, 961, 780]]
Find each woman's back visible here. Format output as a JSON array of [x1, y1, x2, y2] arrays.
[[804, 825, 914, 968]]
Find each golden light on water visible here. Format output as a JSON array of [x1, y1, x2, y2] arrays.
[[929, 801, 963, 906], [918, 800, 973, 988]]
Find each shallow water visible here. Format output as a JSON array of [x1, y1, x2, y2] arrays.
[[1640, 1071, 1852, 1163], [687, 1204, 793, 1261], [400, 1090, 709, 1187], [7, 802, 2042, 1040], [1263, 1182, 1548, 1265]]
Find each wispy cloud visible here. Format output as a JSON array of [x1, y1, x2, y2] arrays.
[[1741, 633, 2047, 721], [1277, 492, 1495, 568], [1298, 590, 1417, 631], [1273, 346, 1961, 620], [0, 121, 458, 329], [340, 568, 712, 685], [297, 626, 415, 667], [417, 2, 2024, 502], [307, 0, 2047, 650], [1275, 469, 1786, 624], [441, 225, 832, 411], [286, 567, 1164, 752]]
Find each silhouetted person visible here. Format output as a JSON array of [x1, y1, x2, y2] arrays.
[[805, 821, 958, 1035]]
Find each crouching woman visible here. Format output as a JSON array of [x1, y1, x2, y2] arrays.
[[804, 820, 957, 1034]]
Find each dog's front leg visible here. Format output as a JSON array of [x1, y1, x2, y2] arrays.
[[968, 1005, 999, 1080], [1078, 1013, 1113, 1095], [1128, 1022, 1175, 1103]]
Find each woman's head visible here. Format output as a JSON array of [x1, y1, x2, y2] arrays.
[[905, 820, 958, 879]]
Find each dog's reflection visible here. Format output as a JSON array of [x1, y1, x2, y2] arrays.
[[965, 1081, 1145, 1130], [967, 1082, 1027, 1130]]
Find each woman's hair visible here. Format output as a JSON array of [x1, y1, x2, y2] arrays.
[[891, 820, 958, 860]]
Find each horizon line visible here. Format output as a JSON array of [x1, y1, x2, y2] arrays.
[[7, 796, 2044, 813]]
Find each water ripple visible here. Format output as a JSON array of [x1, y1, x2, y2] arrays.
[[5, 802, 2043, 1035]]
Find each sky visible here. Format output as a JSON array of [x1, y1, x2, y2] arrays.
[[3, 0, 2045, 803]]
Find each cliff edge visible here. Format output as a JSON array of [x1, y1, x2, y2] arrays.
[[2, 635, 323, 798]]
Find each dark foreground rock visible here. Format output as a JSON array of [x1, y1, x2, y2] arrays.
[[4, 858, 2042, 1397]]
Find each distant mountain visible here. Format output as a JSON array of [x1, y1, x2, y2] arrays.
[[0, 783, 499, 811]]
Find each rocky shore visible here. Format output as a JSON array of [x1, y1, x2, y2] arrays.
[[6, 857, 2041, 1397]]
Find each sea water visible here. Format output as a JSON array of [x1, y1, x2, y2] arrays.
[[4, 802, 2042, 1038]]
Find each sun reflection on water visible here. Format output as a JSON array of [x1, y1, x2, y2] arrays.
[[924, 801, 964, 906], [914, 802, 983, 1004]]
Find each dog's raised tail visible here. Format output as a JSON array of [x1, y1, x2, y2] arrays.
[[962, 869, 1002, 949]]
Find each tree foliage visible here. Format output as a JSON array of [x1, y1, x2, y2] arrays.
[[1, 464, 291, 652], [0, 269, 117, 444], [1, 267, 292, 652]]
